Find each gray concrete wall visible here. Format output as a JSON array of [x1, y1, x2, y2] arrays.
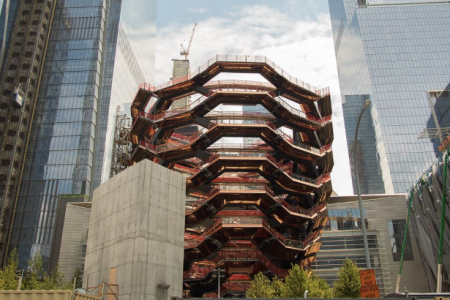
[[83, 160, 186, 300]]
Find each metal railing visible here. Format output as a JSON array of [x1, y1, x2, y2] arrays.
[[183, 263, 215, 279], [186, 184, 327, 217], [205, 79, 275, 89], [184, 213, 320, 250], [262, 219, 318, 249], [220, 281, 251, 296], [211, 177, 268, 184], [214, 184, 266, 191], [185, 188, 221, 213], [184, 219, 223, 248], [154, 55, 330, 97], [139, 87, 331, 125], [266, 153, 331, 185], [188, 152, 330, 187], [141, 120, 330, 156], [212, 249, 288, 278], [208, 142, 272, 151], [221, 218, 263, 225]]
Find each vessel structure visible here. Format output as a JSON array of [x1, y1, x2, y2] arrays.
[[129, 55, 334, 297]]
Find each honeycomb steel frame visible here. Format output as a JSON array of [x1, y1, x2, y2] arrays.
[[129, 55, 334, 297]]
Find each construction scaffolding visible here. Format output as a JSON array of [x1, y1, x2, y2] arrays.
[[110, 106, 132, 178], [129, 55, 334, 297], [411, 154, 450, 291], [418, 90, 450, 152], [0, 0, 57, 266]]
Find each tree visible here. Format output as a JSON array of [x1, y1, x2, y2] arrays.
[[271, 276, 283, 298], [41, 264, 69, 290], [280, 264, 309, 298], [308, 272, 334, 298], [246, 273, 275, 298], [0, 249, 19, 290], [72, 268, 83, 289], [22, 252, 45, 290], [333, 259, 361, 298], [246, 265, 334, 299], [21, 253, 70, 290]]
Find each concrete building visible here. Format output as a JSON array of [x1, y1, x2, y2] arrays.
[[47, 194, 90, 280], [84, 159, 185, 300], [313, 194, 429, 295], [328, 0, 450, 194], [170, 60, 190, 110], [55, 202, 91, 282], [0, 0, 157, 269]]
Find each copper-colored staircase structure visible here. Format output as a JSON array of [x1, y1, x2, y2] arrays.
[[129, 55, 333, 297]]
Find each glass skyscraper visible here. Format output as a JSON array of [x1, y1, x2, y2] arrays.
[[7, 0, 156, 268], [329, 0, 450, 194], [0, 0, 20, 56]]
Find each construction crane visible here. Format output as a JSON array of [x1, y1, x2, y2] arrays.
[[180, 23, 197, 60]]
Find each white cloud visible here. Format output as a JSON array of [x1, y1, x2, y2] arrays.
[[188, 7, 209, 14], [155, 5, 353, 195]]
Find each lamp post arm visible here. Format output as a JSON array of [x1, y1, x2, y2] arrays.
[[353, 103, 372, 269]]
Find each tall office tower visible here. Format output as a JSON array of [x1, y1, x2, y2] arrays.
[[0, 1, 21, 60], [0, 0, 58, 268], [328, 0, 450, 194], [243, 103, 268, 146], [3, 0, 157, 269]]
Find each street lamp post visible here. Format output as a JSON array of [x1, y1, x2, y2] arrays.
[[354, 99, 372, 269]]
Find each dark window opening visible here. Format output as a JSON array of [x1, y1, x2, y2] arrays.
[[388, 219, 414, 261]]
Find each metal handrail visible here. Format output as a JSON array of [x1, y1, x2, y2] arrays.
[[141, 121, 330, 155], [153, 55, 329, 97], [220, 281, 251, 296], [184, 219, 223, 248]]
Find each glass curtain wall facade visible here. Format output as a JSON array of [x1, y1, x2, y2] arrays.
[[243, 104, 267, 146], [0, 0, 21, 69], [328, 0, 450, 194], [9, 0, 156, 268]]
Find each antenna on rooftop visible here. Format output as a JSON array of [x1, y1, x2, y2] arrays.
[[180, 23, 197, 60]]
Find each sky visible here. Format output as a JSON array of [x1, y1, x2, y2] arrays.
[[154, 0, 354, 195]]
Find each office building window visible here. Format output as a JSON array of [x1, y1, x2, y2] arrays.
[[387, 220, 413, 261]]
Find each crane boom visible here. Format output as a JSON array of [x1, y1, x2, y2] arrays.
[[180, 23, 197, 60]]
